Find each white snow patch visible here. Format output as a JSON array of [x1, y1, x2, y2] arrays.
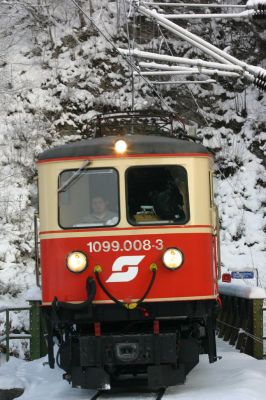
[[24, 287, 42, 302], [219, 282, 266, 299], [0, 339, 265, 399]]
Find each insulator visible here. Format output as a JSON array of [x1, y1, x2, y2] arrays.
[[257, 4, 266, 12], [253, 9, 266, 19], [257, 72, 266, 82], [254, 73, 266, 91]]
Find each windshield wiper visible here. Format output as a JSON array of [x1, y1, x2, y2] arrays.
[[58, 160, 91, 193]]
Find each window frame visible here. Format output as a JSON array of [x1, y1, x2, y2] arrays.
[[125, 164, 190, 227], [58, 167, 120, 229]]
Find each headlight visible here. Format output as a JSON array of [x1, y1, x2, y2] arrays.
[[66, 251, 88, 273], [162, 248, 183, 270], [115, 139, 127, 154]]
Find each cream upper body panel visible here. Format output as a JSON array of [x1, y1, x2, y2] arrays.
[[38, 155, 213, 233]]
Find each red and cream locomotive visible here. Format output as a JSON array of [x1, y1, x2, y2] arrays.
[[37, 114, 220, 390]]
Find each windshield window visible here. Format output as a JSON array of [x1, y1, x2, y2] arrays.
[[126, 165, 189, 225], [58, 168, 119, 228]]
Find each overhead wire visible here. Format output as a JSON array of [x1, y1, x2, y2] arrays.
[[121, 0, 136, 126], [69, 0, 262, 282], [139, 3, 260, 279], [69, 0, 186, 129]]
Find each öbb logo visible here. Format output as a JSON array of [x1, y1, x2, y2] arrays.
[[106, 256, 145, 283]]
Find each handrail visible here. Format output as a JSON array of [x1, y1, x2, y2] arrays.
[[262, 307, 266, 347], [0, 306, 31, 361], [34, 212, 41, 287]]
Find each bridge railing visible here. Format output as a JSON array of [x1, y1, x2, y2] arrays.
[[0, 301, 46, 362], [217, 283, 266, 359]]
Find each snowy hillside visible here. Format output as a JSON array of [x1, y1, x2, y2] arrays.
[[0, 0, 265, 356]]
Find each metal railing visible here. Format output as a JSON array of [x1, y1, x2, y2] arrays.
[[0, 301, 46, 362], [0, 306, 31, 361], [263, 305, 266, 357]]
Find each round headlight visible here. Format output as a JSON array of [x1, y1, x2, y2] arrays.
[[162, 248, 183, 270], [115, 139, 127, 154], [66, 251, 88, 273]]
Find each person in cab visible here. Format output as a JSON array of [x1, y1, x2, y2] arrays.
[[86, 195, 118, 225]]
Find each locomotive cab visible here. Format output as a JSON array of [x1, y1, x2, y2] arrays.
[[37, 133, 220, 390]]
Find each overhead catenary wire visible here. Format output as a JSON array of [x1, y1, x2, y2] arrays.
[[125, 3, 259, 235], [0, 1, 51, 6], [134, 69, 240, 78], [138, 62, 241, 77], [135, 3, 266, 84], [139, 62, 231, 71], [69, 0, 185, 128], [152, 79, 216, 84], [121, 0, 136, 112], [131, 1, 263, 272], [142, 3, 251, 9], [137, 6, 249, 68], [118, 49, 244, 72], [159, 11, 255, 20]]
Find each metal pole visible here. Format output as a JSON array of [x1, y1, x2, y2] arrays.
[[255, 268, 259, 287], [34, 212, 40, 287], [30, 301, 41, 360], [6, 309, 9, 362]]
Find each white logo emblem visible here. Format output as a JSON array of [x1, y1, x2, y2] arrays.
[[106, 256, 145, 283]]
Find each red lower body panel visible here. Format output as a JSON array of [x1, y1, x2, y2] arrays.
[[40, 232, 217, 303]]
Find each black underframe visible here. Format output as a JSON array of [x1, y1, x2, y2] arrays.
[[43, 297, 218, 389]]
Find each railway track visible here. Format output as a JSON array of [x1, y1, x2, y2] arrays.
[[90, 388, 166, 400]]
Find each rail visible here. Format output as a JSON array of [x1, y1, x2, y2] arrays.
[[0, 301, 47, 362], [217, 284, 266, 359]]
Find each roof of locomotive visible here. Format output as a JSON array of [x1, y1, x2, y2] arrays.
[[38, 134, 210, 160]]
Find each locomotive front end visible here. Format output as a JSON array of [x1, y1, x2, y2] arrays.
[[37, 135, 220, 390]]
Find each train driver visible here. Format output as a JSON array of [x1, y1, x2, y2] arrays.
[[85, 195, 118, 225]]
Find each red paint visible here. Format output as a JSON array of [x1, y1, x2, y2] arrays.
[[40, 232, 217, 304], [94, 322, 101, 337], [153, 320, 160, 335], [37, 152, 212, 164], [217, 296, 222, 308]]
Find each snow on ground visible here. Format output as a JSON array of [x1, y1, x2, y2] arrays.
[[0, 339, 265, 400]]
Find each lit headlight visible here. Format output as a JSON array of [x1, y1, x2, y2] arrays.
[[162, 248, 183, 270], [66, 251, 88, 273], [115, 139, 127, 154]]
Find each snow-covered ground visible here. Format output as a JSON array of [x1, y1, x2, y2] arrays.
[[0, 339, 265, 400]]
